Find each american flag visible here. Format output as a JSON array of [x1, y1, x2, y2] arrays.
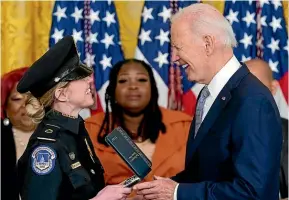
[[224, 0, 288, 119], [49, 0, 124, 118]]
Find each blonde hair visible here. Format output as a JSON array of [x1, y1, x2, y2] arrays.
[[25, 82, 69, 124]]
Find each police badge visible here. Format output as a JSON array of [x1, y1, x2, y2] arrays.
[[31, 145, 57, 175]]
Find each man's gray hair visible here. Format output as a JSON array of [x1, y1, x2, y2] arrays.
[[171, 5, 237, 48]]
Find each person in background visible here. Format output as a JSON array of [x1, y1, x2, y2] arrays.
[[17, 35, 131, 200], [1, 67, 36, 159], [85, 59, 192, 187], [245, 58, 288, 200], [133, 3, 282, 200]]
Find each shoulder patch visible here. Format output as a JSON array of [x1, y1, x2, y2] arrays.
[[31, 145, 57, 175]]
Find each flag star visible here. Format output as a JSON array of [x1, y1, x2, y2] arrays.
[[86, 9, 100, 25], [71, 6, 83, 23], [284, 40, 289, 52], [271, 0, 281, 10], [139, 29, 152, 45], [142, 7, 154, 23], [103, 11, 116, 27], [268, 59, 279, 73], [153, 51, 169, 68], [86, 31, 98, 44], [84, 52, 96, 67], [100, 54, 112, 70], [226, 9, 239, 25], [267, 38, 280, 54], [158, 6, 172, 23], [260, 15, 267, 27], [72, 29, 83, 43], [53, 5, 67, 22], [107, 0, 112, 5], [51, 28, 64, 43], [240, 33, 253, 49], [269, 16, 282, 33], [241, 55, 251, 62], [242, 11, 256, 27], [101, 33, 115, 49], [259, 0, 270, 7], [155, 29, 170, 46]]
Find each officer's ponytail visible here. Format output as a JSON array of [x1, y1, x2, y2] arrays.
[[25, 82, 68, 124]]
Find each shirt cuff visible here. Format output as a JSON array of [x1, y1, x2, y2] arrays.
[[173, 183, 179, 200]]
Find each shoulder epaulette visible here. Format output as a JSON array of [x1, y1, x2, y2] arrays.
[[36, 123, 61, 142]]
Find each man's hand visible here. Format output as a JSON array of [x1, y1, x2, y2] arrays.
[[90, 185, 132, 200], [133, 176, 178, 200]]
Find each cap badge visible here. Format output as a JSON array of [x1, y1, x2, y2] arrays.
[[54, 77, 60, 82]]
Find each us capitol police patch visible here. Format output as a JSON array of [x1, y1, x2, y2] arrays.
[[31, 145, 57, 175]]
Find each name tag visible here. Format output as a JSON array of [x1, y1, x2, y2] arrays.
[[71, 162, 81, 169]]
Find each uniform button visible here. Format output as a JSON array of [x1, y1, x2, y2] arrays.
[[90, 169, 95, 174]]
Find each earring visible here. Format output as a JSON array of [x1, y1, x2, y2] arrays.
[[3, 118, 10, 126]]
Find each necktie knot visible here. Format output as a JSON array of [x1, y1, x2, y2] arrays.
[[201, 86, 210, 99]]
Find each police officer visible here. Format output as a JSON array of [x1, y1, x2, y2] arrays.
[[16, 36, 131, 200]]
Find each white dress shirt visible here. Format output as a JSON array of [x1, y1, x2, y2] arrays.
[[173, 55, 241, 200]]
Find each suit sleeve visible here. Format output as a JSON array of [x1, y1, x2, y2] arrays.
[[176, 95, 283, 200], [21, 144, 62, 200], [171, 170, 189, 183]]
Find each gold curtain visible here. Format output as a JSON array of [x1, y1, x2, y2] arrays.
[[1, 1, 54, 75], [1, 1, 288, 75], [114, 1, 144, 58]]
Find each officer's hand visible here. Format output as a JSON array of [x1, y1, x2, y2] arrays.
[[91, 185, 132, 200]]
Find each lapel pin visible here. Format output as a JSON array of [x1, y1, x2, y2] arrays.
[[221, 97, 226, 100]]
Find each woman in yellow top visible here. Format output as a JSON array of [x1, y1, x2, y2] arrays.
[[85, 59, 192, 186]]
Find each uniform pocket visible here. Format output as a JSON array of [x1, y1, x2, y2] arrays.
[[68, 166, 91, 189]]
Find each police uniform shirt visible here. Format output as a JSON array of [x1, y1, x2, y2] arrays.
[[18, 110, 105, 200]]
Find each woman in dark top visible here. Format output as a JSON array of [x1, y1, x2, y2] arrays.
[[16, 35, 131, 200]]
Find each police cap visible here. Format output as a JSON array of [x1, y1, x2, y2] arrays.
[[17, 35, 93, 97]]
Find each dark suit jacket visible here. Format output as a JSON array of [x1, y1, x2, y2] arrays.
[[280, 118, 288, 198], [172, 65, 283, 200], [1, 119, 19, 200]]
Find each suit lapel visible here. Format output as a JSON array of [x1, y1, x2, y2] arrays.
[[185, 64, 250, 164], [185, 117, 195, 164], [186, 88, 231, 163]]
